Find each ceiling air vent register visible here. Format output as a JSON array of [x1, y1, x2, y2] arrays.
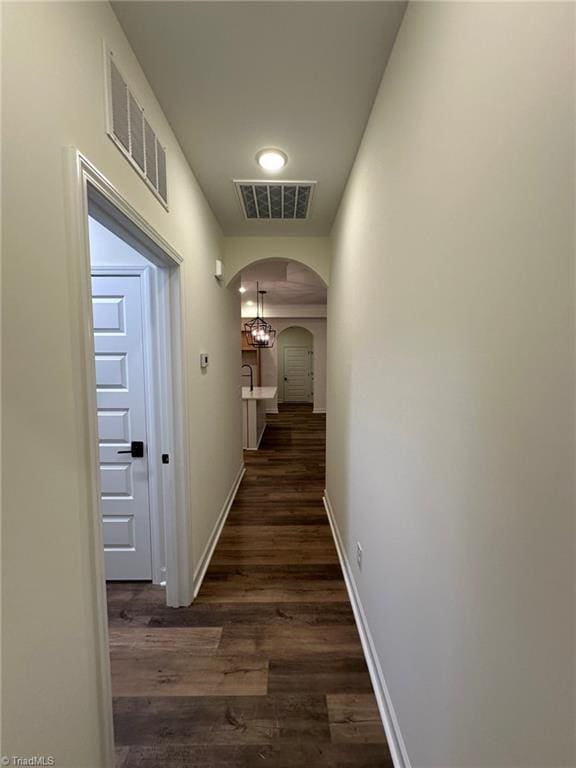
[[107, 50, 168, 208], [234, 181, 316, 220]]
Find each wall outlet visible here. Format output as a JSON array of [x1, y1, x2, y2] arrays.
[[356, 541, 363, 571]]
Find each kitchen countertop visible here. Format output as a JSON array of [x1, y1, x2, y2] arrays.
[[242, 386, 277, 400]]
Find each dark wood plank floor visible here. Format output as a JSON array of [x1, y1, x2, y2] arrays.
[[109, 404, 392, 767]]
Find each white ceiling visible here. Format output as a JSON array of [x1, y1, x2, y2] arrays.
[[112, 1, 407, 236], [239, 259, 327, 307]]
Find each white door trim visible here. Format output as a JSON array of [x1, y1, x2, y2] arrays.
[[63, 148, 191, 768]]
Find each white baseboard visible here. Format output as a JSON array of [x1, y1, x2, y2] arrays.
[[313, 407, 326, 414], [193, 464, 245, 597], [265, 407, 279, 415], [323, 491, 411, 768]]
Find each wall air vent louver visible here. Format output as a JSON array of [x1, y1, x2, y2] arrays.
[[234, 181, 316, 220], [106, 49, 168, 209]]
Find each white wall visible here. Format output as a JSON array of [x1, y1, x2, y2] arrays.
[[326, 3, 575, 767], [242, 303, 327, 319], [89, 215, 153, 268], [225, 236, 331, 287], [2, 2, 242, 765], [244, 317, 327, 414]]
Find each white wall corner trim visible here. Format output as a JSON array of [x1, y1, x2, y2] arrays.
[[323, 491, 412, 768], [193, 463, 246, 597]]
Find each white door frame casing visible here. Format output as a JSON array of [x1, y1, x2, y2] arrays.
[[87, 184, 191, 604], [64, 148, 192, 767]]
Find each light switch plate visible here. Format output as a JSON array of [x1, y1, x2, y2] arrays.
[[200, 353, 209, 368]]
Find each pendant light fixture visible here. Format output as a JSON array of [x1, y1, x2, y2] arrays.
[[243, 282, 276, 348]]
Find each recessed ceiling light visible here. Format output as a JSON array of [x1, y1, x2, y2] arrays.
[[256, 148, 287, 172], [238, 286, 247, 293]]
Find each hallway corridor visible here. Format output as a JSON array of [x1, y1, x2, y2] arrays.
[[109, 405, 392, 767]]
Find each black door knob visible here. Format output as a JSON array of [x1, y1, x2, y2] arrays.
[[117, 441, 144, 458]]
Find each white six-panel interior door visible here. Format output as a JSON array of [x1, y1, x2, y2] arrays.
[[92, 274, 153, 580], [283, 346, 312, 402]]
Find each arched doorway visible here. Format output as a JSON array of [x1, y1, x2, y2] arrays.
[[277, 326, 314, 404], [236, 258, 327, 415], [225, 241, 330, 291]]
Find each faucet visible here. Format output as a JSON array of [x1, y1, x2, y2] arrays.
[[241, 364, 254, 392]]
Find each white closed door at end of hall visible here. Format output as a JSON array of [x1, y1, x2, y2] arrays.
[[92, 274, 152, 580], [283, 346, 311, 401]]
